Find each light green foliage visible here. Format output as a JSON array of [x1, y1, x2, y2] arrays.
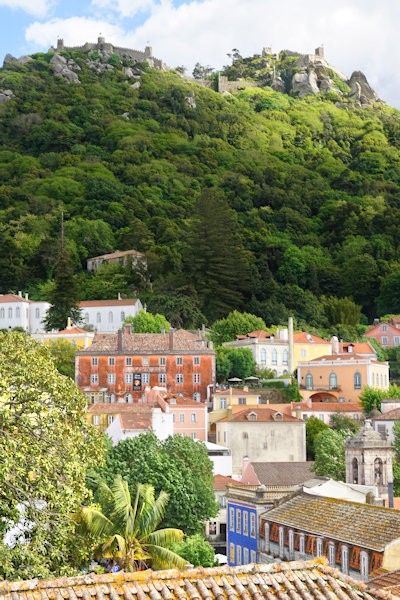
[[94, 433, 218, 535], [0, 331, 105, 579], [314, 429, 346, 480], [125, 310, 171, 333], [215, 346, 256, 382], [306, 416, 329, 460], [172, 534, 216, 567], [47, 339, 77, 379], [360, 384, 400, 414], [330, 413, 362, 435], [76, 476, 186, 571], [210, 311, 266, 345], [393, 422, 400, 496]]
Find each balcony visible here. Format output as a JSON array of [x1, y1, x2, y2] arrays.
[[299, 385, 342, 392]]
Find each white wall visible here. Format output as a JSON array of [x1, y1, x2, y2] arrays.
[[80, 300, 143, 332]]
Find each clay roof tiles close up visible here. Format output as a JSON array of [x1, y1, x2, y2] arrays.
[[0, 560, 393, 600]]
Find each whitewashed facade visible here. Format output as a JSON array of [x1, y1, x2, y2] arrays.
[[79, 297, 143, 332], [0, 293, 50, 333]]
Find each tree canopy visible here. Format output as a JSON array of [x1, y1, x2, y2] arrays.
[[0, 331, 104, 579], [314, 429, 346, 481], [125, 310, 171, 333]]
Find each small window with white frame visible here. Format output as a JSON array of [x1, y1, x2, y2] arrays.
[[236, 545, 242, 565], [176, 373, 184, 383], [299, 533, 305, 555], [92, 357, 98, 366], [193, 373, 201, 383], [191, 413, 196, 423], [250, 550, 256, 563], [125, 373, 133, 384], [176, 356, 183, 365], [236, 509, 241, 533], [243, 547, 249, 565], [360, 550, 369, 580], [328, 542, 335, 566], [159, 373, 167, 384], [316, 538, 323, 557], [126, 357, 132, 366], [229, 507, 234, 531], [243, 511, 249, 536], [193, 392, 201, 402], [108, 373, 115, 384], [142, 373, 150, 384], [109, 357, 115, 366], [160, 356, 166, 365], [193, 356, 200, 365], [93, 415, 100, 425], [250, 513, 256, 538], [264, 523, 270, 553], [341, 544, 349, 575], [91, 374, 98, 384], [107, 415, 114, 425]]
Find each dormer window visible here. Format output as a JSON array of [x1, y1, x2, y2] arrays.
[[247, 411, 258, 421], [169, 398, 176, 405], [273, 411, 283, 421]]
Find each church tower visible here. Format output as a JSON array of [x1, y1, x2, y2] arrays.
[[345, 420, 393, 503]]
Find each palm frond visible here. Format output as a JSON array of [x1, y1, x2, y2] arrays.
[[146, 544, 188, 570], [144, 527, 184, 548], [74, 506, 115, 539], [109, 475, 135, 536], [101, 533, 126, 558], [137, 489, 170, 535]]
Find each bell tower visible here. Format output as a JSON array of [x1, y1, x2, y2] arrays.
[[345, 420, 393, 504]]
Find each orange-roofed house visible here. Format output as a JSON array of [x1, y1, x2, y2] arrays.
[[0, 292, 50, 333], [292, 399, 363, 424], [206, 474, 233, 553], [298, 354, 389, 403], [32, 317, 94, 349], [365, 318, 400, 348], [293, 331, 332, 366], [215, 407, 306, 475]]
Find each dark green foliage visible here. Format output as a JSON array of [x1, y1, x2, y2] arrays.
[[1, 51, 400, 326], [330, 413, 362, 434], [44, 244, 81, 330], [94, 433, 218, 535], [306, 416, 329, 460], [215, 346, 256, 382], [172, 534, 216, 567]]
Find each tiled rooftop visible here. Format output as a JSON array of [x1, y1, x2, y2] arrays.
[[369, 569, 400, 594], [213, 474, 233, 490], [0, 293, 30, 303], [293, 332, 330, 344], [0, 560, 392, 600], [250, 462, 315, 486], [79, 299, 139, 307], [217, 407, 302, 423], [297, 402, 362, 412], [262, 493, 400, 551], [80, 329, 212, 354], [373, 408, 400, 421]]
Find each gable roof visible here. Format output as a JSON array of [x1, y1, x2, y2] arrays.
[[297, 402, 362, 412], [250, 461, 315, 486], [79, 298, 140, 308], [0, 293, 29, 303], [0, 560, 390, 600], [262, 493, 400, 551], [365, 322, 400, 336], [342, 342, 376, 355], [373, 408, 400, 421], [293, 332, 330, 344], [88, 249, 145, 261], [214, 474, 233, 490], [217, 407, 302, 423], [56, 326, 92, 335]]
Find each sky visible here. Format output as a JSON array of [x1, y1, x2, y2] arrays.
[[0, 0, 399, 108]]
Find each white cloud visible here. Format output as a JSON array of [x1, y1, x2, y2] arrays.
[[91, 0, 154, 19], [0, 0, 54, 18], [25, 17, 125, 50]]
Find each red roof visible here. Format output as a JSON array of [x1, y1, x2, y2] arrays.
[[293, 332, 330, 344], [57, 326, 90, 335], [0, 293, 30, 303], [79, 298, 139, 307], [217, 407, 302, 423], [214, 474, 233, 491], [297, 402, 362, 412], [342, 342, 376, 355]]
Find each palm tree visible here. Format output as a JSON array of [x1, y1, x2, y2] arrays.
[[75, 476, 187, 571]]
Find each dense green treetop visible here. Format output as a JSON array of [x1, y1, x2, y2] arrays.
[[2, 51, 400, 327], [313, 428, 346, 481], [124, 309, 171, 332]]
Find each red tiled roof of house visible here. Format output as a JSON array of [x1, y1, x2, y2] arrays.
[[79, 298, 139, 307], [293, 332, 330, 344], [373, 408, 400, 421], [89, 249, 145, 260], [0, 560, 390, 600], [342, 342, 376, 355], [118, 411, 153, 431], [217, 407, 302, 423], [247, 330, 274, 338], [213, 474, 233, 490], [214, 388, 260, 396], [305, 354, 384, 364], [0, 293, 30, 303], [56, 326, 91, 335], [88, 403, 158, 413], [81, 329, 213, 354], [297, 402, 362, 412], [365, 322, 399, 335]]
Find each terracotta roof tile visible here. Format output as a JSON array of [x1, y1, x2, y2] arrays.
[[342, 342, 376, 355], [217, 407, 302, 423], [293, 332, 330, 344], [0, 293, 30, 303], [88, 403, 158, 413], [0, 560, 390, 600], [118, 412, 153, 431], [298, 402, 362, 412], [249, 462, 315, 486], [263, 493, 400, 551], [214, 474, 234, 490], [79, 298, 139, 308], [369, 569, 400, 591], [57, 326, 91, 335], [373, 408, 400, 421]]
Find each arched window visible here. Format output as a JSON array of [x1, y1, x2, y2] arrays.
[[260, 349, 266, 365], [8, 307, 12, 318], [35, 307, 40, 318], [278, 526, 284, 558], [264, 523, 270, 553], [305, 373, 313, 390], [354, 372, 362, 389], [0, 308, 4, 319], [15, 307, 20, 318], [283, 349, 288, 365], [341, 545, 349, 575], [374, 458, 383, 485], [329, 372, 337, 389], [272, 349, 277, 365], [125, 393, 133, 403], [372, 372, 375, 386], [108, 311, 113, 323], [121, 311, 125, 322], [288, 530, 294, 560], [352, 457, 359, 484], [96, 312, 101, 323], [84, 312, 89, 323], [360, 551, 369, 580]]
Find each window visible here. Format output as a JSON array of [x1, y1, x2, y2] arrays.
[[352, 457, 359, 484], [176, 373, 184, 383], [125, 373, 133, 384], [160, 356, 166, 365], [142, 373, 150, 384], [15, 307, 20, 319], [108, 374, 115, 384], [96, 312, 101, 323], [360, 551, 369, 580], [250, 550, 257, 563], [374, 458, 383, 485], [125, 393, 132, 403], [305, 373, 313, 390], [193, 373, 201, 384], [91, 374, 98, 384], [236, 545, 242, 566], [301, 349, 306, 357], [260, 349, 266, 365], [193, 356, 200, 365], [238, 397, 247, 405], [176, 356, 183, 365], [34, 307, 39, 319], [120, 312, 125, 322], [329, 372, 337, 389], [316, 538, 323, 557], [191, 413, 196, 423], [236, 509, 241, 533], [272, 349, 277, 365], [288, 530, 294, 560], [243, 511, 249, 536], [395, 337, 400, 345], [8, 307, 12, 318], [0, 308, 4, 318], [264, 523, 270, 553], [193, 392, 201, 402], [93, 415, 100, 425], [107, 415, 114, 425], [109, 357, 115, 366], [382, 336, 388, 345], [84, 312, 89, 323], [299, 533, 305, 555], [126, 357, 132, 366], [278, 526, 284, 558], [328, 543, 335, 567], [159, 373, 167, 384], [250, 513, 256, 538], [372, 372, 375, 386], [220, 398, 227, 409], [179, 413, 185, 423], [142, 357, 149, 366], [354, 372, 362, 389], [243, 432, 248, 439], [229, 543, 235, 565], [243, 547, 249, 565], [191, 432, 197, 440], [208, 522, 217, 536], [229, 508, 234, 531], [341, 545, 349, 575], [220, 495, 227, 508], [283, 349, 288, 365], [92, 357, 98, 366], [108, 311, 113, 323]]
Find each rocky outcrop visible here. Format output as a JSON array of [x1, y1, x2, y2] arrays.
[[0, 89, 15, 104], [3, 54, 32, 68], [348, 71, 380, 104], [292, 69, 319, 97], [50, 54, 80, 83], [270, 73, 286, 94]]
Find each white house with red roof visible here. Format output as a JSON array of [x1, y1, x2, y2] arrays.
[[79, 296, 143, 332], [0, 292, 50, 333]]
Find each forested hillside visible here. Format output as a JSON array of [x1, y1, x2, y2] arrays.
[[1, 49, 400, 329]]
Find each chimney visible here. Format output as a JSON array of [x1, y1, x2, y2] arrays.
[[118, 292, 121, 300], [295, 404, 301, 420], [18, 291, 22, 297], [67, 317, 72, 330], [124, 324, 132, 335], [169, 328, 174, 350], [117, 329, 123, 351], [25, 293, 29, 300]]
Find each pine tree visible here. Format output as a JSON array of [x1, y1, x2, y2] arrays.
[[186, 188, 250, 321]]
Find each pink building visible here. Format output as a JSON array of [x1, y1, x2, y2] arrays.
[[365, 320, 400, 348]]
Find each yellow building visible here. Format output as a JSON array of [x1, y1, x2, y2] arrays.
[[31, 318, 94, 349], [293, 331, 332, 367]]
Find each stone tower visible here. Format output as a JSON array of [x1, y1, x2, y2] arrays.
[[345, 420, 393, 502]]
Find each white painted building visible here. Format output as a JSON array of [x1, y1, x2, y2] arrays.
[[79, 297, 142, 332], [224, 329, 290, 376], [106, 407, 173, 445], [0, 293, 50, 333]]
